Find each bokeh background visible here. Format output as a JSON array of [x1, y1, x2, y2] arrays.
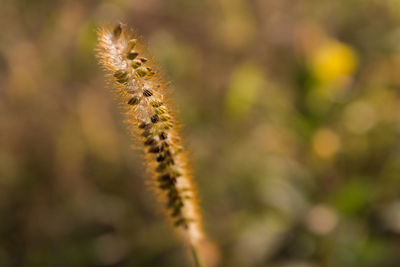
[[2, 0, 400, 266]]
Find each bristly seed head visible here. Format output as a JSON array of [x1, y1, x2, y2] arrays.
[[96, 24, 204, 245]]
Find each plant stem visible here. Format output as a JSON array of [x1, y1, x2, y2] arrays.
[[191, 244, 204, 267]]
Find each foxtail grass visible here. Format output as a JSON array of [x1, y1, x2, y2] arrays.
[[96, 23, 205, 266]]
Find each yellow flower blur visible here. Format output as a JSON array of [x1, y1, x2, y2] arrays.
[[311, 41, 358, 84]]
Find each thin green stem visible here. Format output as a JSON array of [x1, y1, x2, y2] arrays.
[[191, 244, 204, 267]]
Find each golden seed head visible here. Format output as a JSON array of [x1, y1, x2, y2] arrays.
[[96, 25, 205, 245]]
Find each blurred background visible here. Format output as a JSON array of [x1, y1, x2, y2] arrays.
[[2, 0, 400, 266]]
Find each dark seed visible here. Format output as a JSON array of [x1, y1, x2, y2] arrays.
[[151, 114, 159, 123], [164, 150, 172, 157], [114, 70, 128, 83], [159, 183, 169, 190], [132, 59, 142, 68], [168, 186, 178, 195], [158, 174, 171, 182], [127, 50, 139, 60], [148, 146, 160, 153], [156, 107, 167, 114], [138, 57, 148, 62], [161, 142, 169, 150], [163, 122, 173, 130], [168, 198, 178, 209], [143, 89, 153, 97], [155, 163, 167, 172], [174, 218, 187, 228], [167, 189, 179, 204], [141, 130, 151, 137], [158, 144, 164, 152], [166, 158, 175, 165], [156, 154, 165, 162], [127, 96, 139, 105], [171, 206, 182, 217], [138, 122, 148, 129], [160, 114, 170, 121], [159, 177, 176, 190], [113, 24, 122, 39], [144, 138, 156, 146], [159, 132, 167, 140]]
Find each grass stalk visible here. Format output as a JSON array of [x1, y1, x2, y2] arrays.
[[96, 23, 207, 266]]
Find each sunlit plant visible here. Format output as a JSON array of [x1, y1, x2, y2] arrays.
[[96, 23, 206, 267]]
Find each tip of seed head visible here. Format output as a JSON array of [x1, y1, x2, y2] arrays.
[[113, 23, 123, 39]]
